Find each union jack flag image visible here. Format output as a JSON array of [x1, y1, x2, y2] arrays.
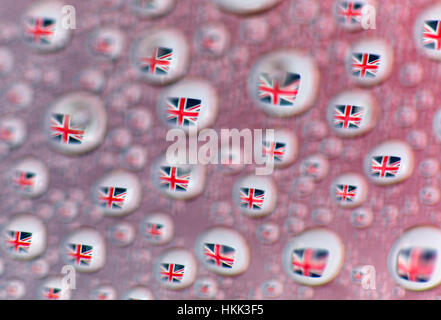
[[0, 125, 14, 143], [160, 166, 190, 192], [262, 141, 286, 162], [94, 36, 113, 55], [240, 188, 265, 210], [204, 243, 235, 269], [292, 248, 329, 278], [263, 282, 278, 296], [98, 187, 127, 210], [50, 113, 85, 145], [140, 47, 173, 75], [68, 243, 93, 266], [166, 97, 201, 127], [198, 283, 211, 295], [258, 72, 300, 106], [397, 247, 437, 283], [200, 31, 220, 53], [13, 171, 35, 192], [333, 105, 363, 129], [160, 263, 185, 283], [302, 161, 320, 177], [7, 231, 32, 253], [43, 287, 61, 300], [337, 1, 363, 24], [96, 292, 109, 300], [351, 53, 380, 78], [24, 16, 55, 45], [335, 184, 357, 202], [145, 223, 163, 240], [370, 156, 401, 178], [423, 20, 441, 51]]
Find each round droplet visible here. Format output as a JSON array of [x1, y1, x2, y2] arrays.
[[256, 222, 280, 244], [217, 144, 244, 175], [327, 89, 377, 137], [261, 278, 283, 298], [258, 128, 298, 168], [399, 62, 423, 87], [419, 158, 439, 178], [395, 105, 417, 128], [211, 0, 281, 14], [319, 137, 343, 159], [59, 227, 106, 273], [130, 29, 189, 85], [194, 23, 229, 57], [92, 170, 142, 217], [29, 259, 49, 278], [88, 27, 125, 60], [140, 212, 174, 245], [232, 175, 278, 218], [108, 222, 135, 247], [126, 108, 152, 134], [300, 154, 329, 182], [290, 0, 319, 24], [330, 173, 368, 208], [419, 187, 440, 206], [107, 127, 132, 150], [293, 176, 315, 198], [350, 207, 373, 228], [21, 0, 72, 52], [6, 82, 33, 109], [121, 145, 147, 171], [248, 49, 319, 117], [54, 200, 79, 223], [10, 157, 49, 198], [150, 155, 206, 200], [195, 226, 250, 276], [333, 0, 377, 32], [1, 214, 47, 261], [157, 78, 218, 132], [388, 226, 441, 291], [154, 247, 197, 290], [415, 89, 434, 110], [345, 38, 393, 86], [282, 228, 345, 286], [303, 120, 328, 141], [312, 208, 333, 226], [90, 284, 117, 300], [284, 217, 305, 234], [37, 276, 71, 300], [121, 286, 154, 300], [194, 277, 218, 299], [363, 140, 414, 185], [407, 130, 427, 150], [414, 4, 441, 61], [44, 91, 107, 155], [240, 17, 269, 44], [129, 0, 175, 19], [76, 68, 105, 93], [0, 117, 27, 149], [5, 280, 26, 299]]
